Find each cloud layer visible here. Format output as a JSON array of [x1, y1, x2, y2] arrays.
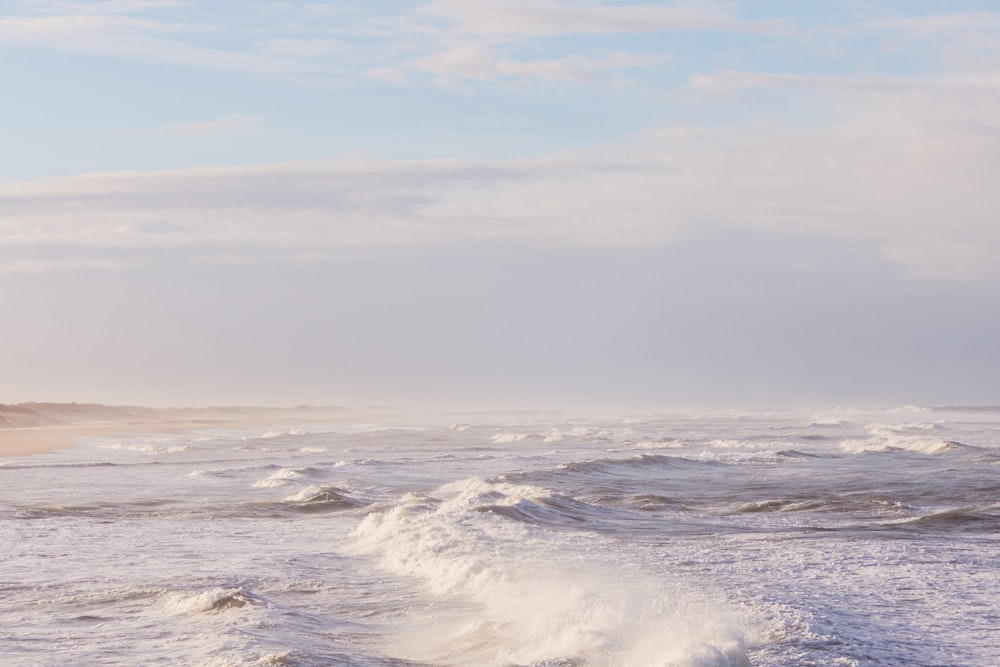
[[4, 89, 999, 280]]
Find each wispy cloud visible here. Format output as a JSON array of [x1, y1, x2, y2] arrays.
[[34, 1, 193, 13], [261, 38, 345, 58], [417, 0, 789, 36], [0, 1, 771, 90], [686, 68, 1000, 95], [4, 1, 1000, 97], [4, 100, 999, 280], [860, 10, 1000, 39], [414, 45, 671, 88], [146, 114, 266, 137], [3, 2, 1000, 280], [0, 7, 345, 85]]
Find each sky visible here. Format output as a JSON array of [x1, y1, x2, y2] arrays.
[[2, 0, 999, 410]]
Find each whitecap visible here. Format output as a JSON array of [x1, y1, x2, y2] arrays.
[[163, 588, 258, 615], [348, 476, 756, 666]]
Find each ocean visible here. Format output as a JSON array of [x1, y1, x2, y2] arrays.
[[2, 406, 999, 666]]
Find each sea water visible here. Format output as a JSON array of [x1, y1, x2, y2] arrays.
[[2, 406, 999, 666]]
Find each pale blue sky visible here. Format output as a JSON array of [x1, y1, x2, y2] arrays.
[[2, 1, 999, 408]]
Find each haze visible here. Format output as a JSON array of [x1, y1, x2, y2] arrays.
[[2, 1, 998, 409]]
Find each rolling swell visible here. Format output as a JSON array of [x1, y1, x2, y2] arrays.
[[473, 492, 659, 533], [557, 453, 724, 475], [890, 507, 1000, 533], [286, 486, 369, 514], [497, 452, 727, 498], [11, 499, 178, 520], [235, 485, 370, 518], [735, 494, 909, 516], [9, 485, 370, 520]]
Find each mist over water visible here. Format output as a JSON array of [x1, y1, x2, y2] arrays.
[[3, 406, 999, 666]]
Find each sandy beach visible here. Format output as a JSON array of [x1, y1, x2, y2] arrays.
[[0, 403, 359, 458], [0, 424, 106, 457]]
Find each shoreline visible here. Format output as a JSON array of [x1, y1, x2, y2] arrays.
[[0, 404, 362, 458], [0, 424, 91, 457]]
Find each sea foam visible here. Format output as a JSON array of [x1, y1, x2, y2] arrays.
[[350, 476, 754, 666]]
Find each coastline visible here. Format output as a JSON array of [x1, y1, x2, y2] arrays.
[[0, 404, 361, 458], [0, 424, 90, 457]]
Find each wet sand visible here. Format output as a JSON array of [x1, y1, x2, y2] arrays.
[[0, 425, 88, 457]]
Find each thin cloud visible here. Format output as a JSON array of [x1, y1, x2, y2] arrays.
[[686, 69, 1000, 94], [261, 38, 345, 58], [415, 45, 671, 87], [828, 8, 1000, 70], [860, 11, 1000, 39], [0, 2, 774, 92], [146, 114, 266, 137], [0, 10, 346, 85], [33, 1, 193, 13], [418, 0, 789, 36], [3, 101, 1000, 281]]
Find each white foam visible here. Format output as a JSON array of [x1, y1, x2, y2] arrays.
[[491, 432, 536, 443], [633, 439, 680, 450], [252, 478, 291, 488], [162, 588, 255, 615], [887, 405, 930, 414], [196, 653, 293, 667], [349, 477, 754, 666], [99, 441, 189, 454], [282, 486, 316, 502], [252, 467, 312, 488], [840, 423, 957, 454]]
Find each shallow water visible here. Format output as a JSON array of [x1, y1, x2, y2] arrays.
[[2, 406, 999, 666]]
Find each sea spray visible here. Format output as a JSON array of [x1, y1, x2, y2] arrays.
[[350, 477, 754, 666]]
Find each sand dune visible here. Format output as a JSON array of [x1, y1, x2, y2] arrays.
[[0, 403, 356, 457]]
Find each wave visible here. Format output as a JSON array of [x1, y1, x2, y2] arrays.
[[774, 449, 827, 459], [188, 463, 281, 477], [281, 485, 369, 513], [163, 587, 261, 614], [735, 495, 907, 516], [491, 432, 544, 444], [0, 460, 118, 470], [628, 494, 687, 511], [10, 499, 177, 520], [890, 507, 1000, 532], [840, 423, 980, 455], [349, 477, 756, 666], [251, 466, 320, 488], [633, 438, 681, 450], [473, 492, 656, 534], [557, 453, 724, 476], [99, 441, 190, 455], [220, 486, 370, 518], [12, 483, 369, 520]]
